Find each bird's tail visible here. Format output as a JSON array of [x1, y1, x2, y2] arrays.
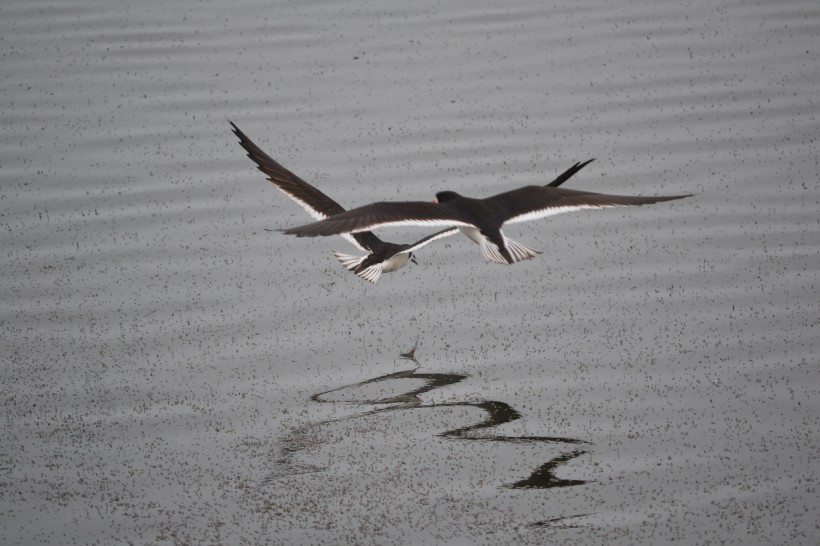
[[333, 251, 366, 271], [332, 251, 383, 283], [479, 236, 541, 265], [505, 237, 542, 263]]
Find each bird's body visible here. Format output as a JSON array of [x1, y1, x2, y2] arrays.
[[283, 169, 692, 265], [230, 121, 457, 282]]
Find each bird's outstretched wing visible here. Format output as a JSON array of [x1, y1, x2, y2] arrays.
[[498, 187, 692, 225], [283, 201, 472, 237], [230, 121, 346, 220]]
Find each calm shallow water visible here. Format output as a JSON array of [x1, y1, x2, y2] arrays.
[[2, 0, 818, 543]]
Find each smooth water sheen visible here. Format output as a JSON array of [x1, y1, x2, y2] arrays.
[[1, 0, 818, 543]]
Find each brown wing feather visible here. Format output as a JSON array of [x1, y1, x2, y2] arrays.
[[230, 121, 347, 218], [490, 186, 692, 223], [283, 201, 464, 237]]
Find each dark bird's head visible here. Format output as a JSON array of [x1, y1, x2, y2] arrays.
[[432, 191, 462, 204]]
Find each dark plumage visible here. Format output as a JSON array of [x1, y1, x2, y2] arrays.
[[283, 161, 691, 265], [231, 121, 457, 282]]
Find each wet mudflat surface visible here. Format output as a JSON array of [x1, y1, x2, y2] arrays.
[[1, 0, 818, 543]]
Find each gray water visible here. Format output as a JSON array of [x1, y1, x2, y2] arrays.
[[2, 0, 818, 544]]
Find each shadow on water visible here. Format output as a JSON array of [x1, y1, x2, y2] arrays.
[[271, 367, 591, 492], [529, 512, 595, 529], [311, 368, 466, 407]]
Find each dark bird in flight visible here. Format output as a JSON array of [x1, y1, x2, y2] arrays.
[[231, 121, 458, 283], [282, 162, 691, 265]]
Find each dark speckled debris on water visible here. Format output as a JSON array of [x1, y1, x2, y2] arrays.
[[3, 0, 818, 543]]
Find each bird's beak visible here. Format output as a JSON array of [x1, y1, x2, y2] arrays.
[[431, 197, 437, 203], [410, 255, 418, 265]]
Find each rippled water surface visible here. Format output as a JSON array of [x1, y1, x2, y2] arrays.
[[2, 0, 818, 543]]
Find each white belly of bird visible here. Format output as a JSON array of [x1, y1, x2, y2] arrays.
[[459, 226, 484, 245], [381, 253, 411, 273]]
